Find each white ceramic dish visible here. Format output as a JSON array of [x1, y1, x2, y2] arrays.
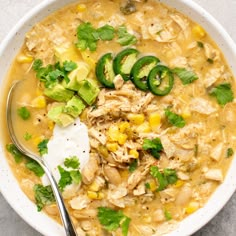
[[0, 0, 236, 235]]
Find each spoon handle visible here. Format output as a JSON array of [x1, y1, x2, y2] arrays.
[[42, 162, 77, 236]]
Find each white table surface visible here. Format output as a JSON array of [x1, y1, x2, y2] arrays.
[[0, 0, 236, 235]]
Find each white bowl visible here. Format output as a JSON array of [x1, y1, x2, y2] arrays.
[[0, 0, 236, 235]]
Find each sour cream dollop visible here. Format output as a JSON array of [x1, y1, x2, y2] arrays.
[[41, 118, 90, 185]]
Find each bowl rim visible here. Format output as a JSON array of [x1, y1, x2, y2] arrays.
[[0, 0, 236, 236]]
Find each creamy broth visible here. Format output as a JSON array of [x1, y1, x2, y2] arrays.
[[1, 0, 236, 235]]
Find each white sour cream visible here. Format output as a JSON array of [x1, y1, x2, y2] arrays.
[[41, 118, 90, 185]]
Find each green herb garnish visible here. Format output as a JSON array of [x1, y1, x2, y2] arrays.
[[172, 68, 198, 85], [117, 26, 137, 46], [165, 108, 186, 128], [142, 138, 163, 159], [17, 107, 30, 120], [37, 139, 49, 156], [150, 166, 178, 191], [97, 24, 115, 41], [209, 83, 234, 106], [64, 156, 80, 169], [24, 132, 32, 141], [227, 148, 234, 158], [97, 207, 131, 236], [128, 159, 138, 173], [197, 41, 204, 48], [26, 160, 45, 177], [207, 58, 214, 64], [164, 209, 172, 221], [33, 184, 55, 211], [6, 143, 25, 163]]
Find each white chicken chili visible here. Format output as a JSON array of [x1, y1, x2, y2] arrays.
[[1, 0, 236, 235]]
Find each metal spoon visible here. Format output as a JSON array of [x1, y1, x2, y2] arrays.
[[6, 80, 77, 236]]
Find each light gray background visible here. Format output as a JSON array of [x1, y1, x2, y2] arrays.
[[0, 0, 236, 235]]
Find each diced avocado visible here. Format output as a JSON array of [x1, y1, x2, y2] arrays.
[[44, 84, 74, 102], [62, 62, 90, 91], [47, 103, 74, 127], [54, 44, 81, 64], [63, 96, 86, 118], [78, 79, 100, 105]]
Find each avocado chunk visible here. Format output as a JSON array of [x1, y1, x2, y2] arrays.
[[62, 62, 90, 91], [47, 103, 74, 127], [44, 84, 74, 102], [64, 96, 86, 118], [78, 79, 100, 105]]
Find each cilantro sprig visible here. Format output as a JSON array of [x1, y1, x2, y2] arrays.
[[17, 107, 30, 120], [209, 83, 234, 106], [165, 108, 186, 128], [150, 166, 178, 191], [37, 139, 49, 156], [33, 184, 55, 211], [33, 59, 77, 88], [64, 156, 80, 169], [26, 160, 45, 177], [6, 144, 25, 163], [142, 138, 163, 159], [76, 22, 137, 51], [172, 68, 198, 85], [97, 207, 131, 236]]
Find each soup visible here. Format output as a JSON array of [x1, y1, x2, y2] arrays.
[[1, 0, 236, 235]]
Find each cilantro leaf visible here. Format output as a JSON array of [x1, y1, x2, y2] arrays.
[[227, 148, 234, 158], [37, 139, 49, 156], [150, 166, 178, 191], [33, 59, 43, 71], [33, 184, 55, 211], [17, 107, 30, 120], [97, 25, 115, 41], [58, 166, 72, 191], [63, 61, 77, 72], [164, 209, 172, 221], [97, 207, 131, 236], [172, 68, 198, 85], [117, 26, 137, 46], [77, 22, 99, 51], [64, 156, 80, 169], [142, 138, 163, 159], [70, 170, 82, 184], [128, 159, 138, 173], [24, 132, 32, 141], [165, 108, 186, 128], [209, 83, 234, 106], [26, 160, 45, 177], [6, 144, 25, 163]]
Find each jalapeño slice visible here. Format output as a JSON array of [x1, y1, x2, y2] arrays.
[[130, 56, 160, 91], [96, 53, 115, 88], [113, 48, 139, 81], [147, 65, 174, 96]]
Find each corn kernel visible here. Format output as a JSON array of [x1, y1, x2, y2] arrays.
[[174, 180, 184, 188], [192, 25, 206, 39], [48, 120, 55, 131], [149, 179, 157, 192], [32, 136, 43, 146], [185, 202, 199, 214], [106, 142, 118, 152], [76, 4, 86, 12], [129, 149, 139, 159], [107, 125, 120, 142], [89, 182, 100, 192], [118, 133, 128, 145], [31, 96, 46, 108], [17, 54, 34, 63], [182, 112, 191, 119], [127, 113, 145, 125], [149, 112, 161, 131], [118, 122, 130, 133], [87, 191, 104, 200], [136, 122, 151, 133]]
